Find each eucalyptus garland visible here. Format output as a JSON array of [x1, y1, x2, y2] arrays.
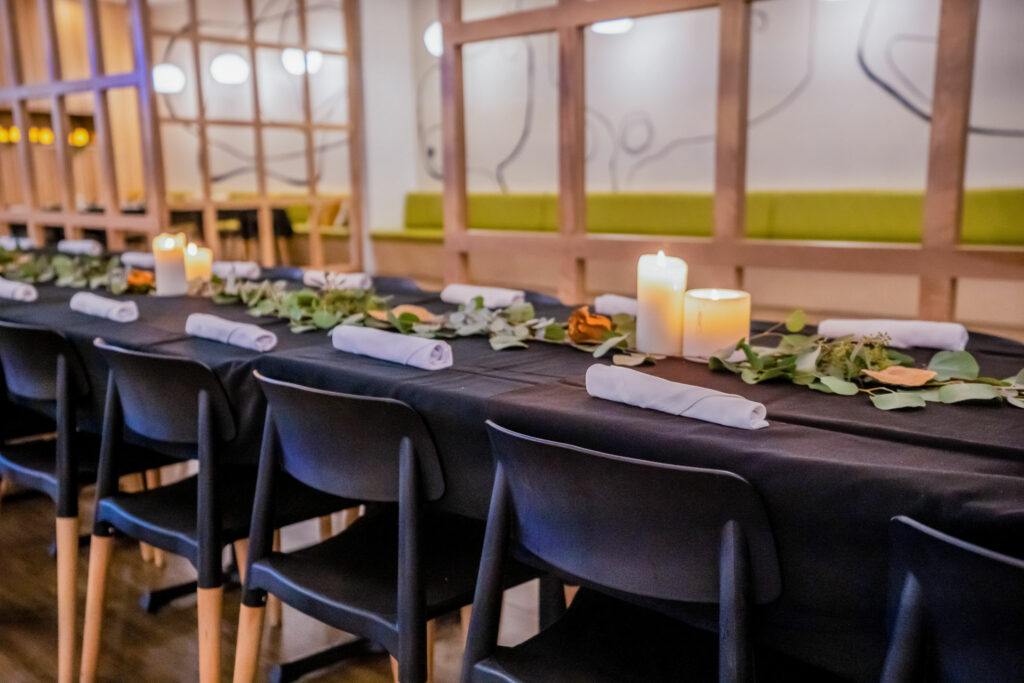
[[710, 310, 1024, 411], [0, 251, 155, 295]]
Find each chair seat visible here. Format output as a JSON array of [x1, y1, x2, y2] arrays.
[[0, 432, 174, 504], [96, 467, 353, 567], [248, 508, 533, 653], [473, 589, 718, 683]]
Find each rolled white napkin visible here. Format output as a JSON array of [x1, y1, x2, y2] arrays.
[[331, 325, 452, 371], [585, 364, 769, 430], [212, 261, 261, 280], [57, 239, 103, 256], [69, 292, 139, 323], [120, 251, 155, 269], [0, 276, 38, 302], [593, 294, 637, 317], [302, 270, 372, 290], [0, 236, 34, 251], [441, 284, 525, 309], [818, 318, 968, 351], [185, 313, 277, 352]]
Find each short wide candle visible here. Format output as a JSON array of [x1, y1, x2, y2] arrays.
[[635, 250, 687, 356], [683, 288, 751, 361], [184, 243, 213, 282], [152, 232, 187, 297]]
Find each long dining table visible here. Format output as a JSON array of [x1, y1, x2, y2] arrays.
[[1, 277, 1022, 682]]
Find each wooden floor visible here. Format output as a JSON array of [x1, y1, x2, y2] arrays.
[[0, 490, 539, 682]]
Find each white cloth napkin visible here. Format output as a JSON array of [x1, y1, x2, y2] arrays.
[[440, 284, 525, 309], [57, 239, 103, 256], [0, 236, 33, 251], [585, 364, 769, 430], [69, 292, 139, 323], [185, 313, 278, 352], [331, 325, 453, 370], [818, 319, 968, 351], [212, 261, 261, 280], [302, 270, 372, 290], [0, 276, 38, 302], [120, 251, 155, 269], [593, 294, 638, 317]]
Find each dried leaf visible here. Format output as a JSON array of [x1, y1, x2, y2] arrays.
[[861, 366, 938, 387]]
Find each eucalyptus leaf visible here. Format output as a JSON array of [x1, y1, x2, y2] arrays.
[[612, 353, 649, 367], [543, 324, 566, 342], [937, 383, 1001, 404], [808, 381, 834, 394], [785, 309, 806, 333], [312, 310, 342, 329], [870, 392, 927, 410], [927, 351, 980, 381], [592, 334, 628, 359], [818, 375, 860, 396], [1008, 396, 1024, 409], [489, 336, 528, 351]]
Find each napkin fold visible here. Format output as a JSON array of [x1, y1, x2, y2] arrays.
[[593, 294, 637, 317], [302, 270, 372, 290], [70, 292, 139, 323], [440, 284, 525, 309], [212, 261, 261, 280], [818, 318, 968, 351], [0, 276, 38, 302], [331, 325, 453, 370], [585, 364, 769, 430], [0, 236, 33, 251], [57, 239, 103, 256], [120, 251, 155, 269], [185, 313, 278, 352]]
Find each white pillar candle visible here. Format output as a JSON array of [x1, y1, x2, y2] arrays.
[[635, 250, 687, 356], [683, 288, 751, 361], [184, 242, 213, 282], [152, 232, 187, 297]]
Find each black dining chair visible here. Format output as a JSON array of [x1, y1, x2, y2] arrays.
[[461, 421, 782, 683], [79, 341, 353, 683], [0, 321, 173, 683], [880, 516, 1024, 683], [233, 372, 534, 683]]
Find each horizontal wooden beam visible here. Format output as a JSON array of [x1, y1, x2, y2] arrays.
[[160, 116, 349, 132], [151, 29, 348, 58], [0, 210, 160, 231], [0, 72, 140, 102]]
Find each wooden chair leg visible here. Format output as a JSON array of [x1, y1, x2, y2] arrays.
[[80, 534, 114, 683], [267, 531, 282, 628], [197, 586, 224, 683], [564, 585, 579, 606], [390, 656, 400, 683], [232, 604, 266, 683], [318, 515, 333, 541], [339, 506, 360, 531], [460, 605, 473, 644], [0, 477, 9, 516], [233, 540, 249, 583], [56, 516, 78, 683], [144, 470, 165, 567]]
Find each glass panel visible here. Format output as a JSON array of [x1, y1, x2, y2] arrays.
[[256, 48, 304, 122], [463, 33, 558, 194], [105, 88, 145, 208], [198, 0, 248, 41], [161, 122, 203, 201], [153, 36, 197, 119], [314, 129, 350, 194], [461, 0, 557, 22], [310, 55, 348, 125], [746, 0, 938, 241], [263, 128, 309, 194], [307, 0, 346, 51], [201, 43, 254, 121], [254, 0, 300, 44], [209, 124, 258, 198], [149, 0, 189, 34]]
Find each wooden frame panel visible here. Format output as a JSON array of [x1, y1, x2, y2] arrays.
[[0, 0, 165, 244], [439, 0, 1023, 321]]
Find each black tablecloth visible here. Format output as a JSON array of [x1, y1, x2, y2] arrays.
[[2, 285, 1022, 681]]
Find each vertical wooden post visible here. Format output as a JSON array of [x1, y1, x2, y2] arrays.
[[713, 0, 751, 290], [295, 0, 318, 268], [919, 0, 979, 321], [129, 0, 168, 235], [243, 0, 272, 266], [440, 0, 470, 284], [36, 0, 77, 233], [557, 10, 586, 305], [186, 0, 220, 253], [82, 0, 123, 228], [344, 0, 367, 271]]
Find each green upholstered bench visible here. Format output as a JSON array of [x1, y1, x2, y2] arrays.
[[370, 189, 1024, 246]]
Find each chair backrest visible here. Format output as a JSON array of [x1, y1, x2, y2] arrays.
[[883, 516, 1024, 683], [255, 371, 444, 502], [0, 321, 88, 403], [94, 339, 236, 444], [486, 421, 781, 605]]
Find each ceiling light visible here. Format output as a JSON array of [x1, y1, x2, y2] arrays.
[[152, 62, 187, 94], [281, 48, 324, 76], [209, 53, 250, 85], [423, 20, 443, 57], [591, 18, 634, 35]]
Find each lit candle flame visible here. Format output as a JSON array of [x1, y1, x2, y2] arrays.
[[159, 236, 176, 249], [186, 242, 198, 256], [656, 249, 666, 268]]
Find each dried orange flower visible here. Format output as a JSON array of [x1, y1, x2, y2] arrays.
[[567, 306, 613, 344]]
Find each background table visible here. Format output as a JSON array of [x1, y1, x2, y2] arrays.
[[2, 284, 1022, 681]]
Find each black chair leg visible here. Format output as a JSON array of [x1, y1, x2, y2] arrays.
[[538, 575, 567, 630]]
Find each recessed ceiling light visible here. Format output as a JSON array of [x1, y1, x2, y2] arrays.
[[281, 48, 324, 76], [591, 18, 634, 35], [152, 62, 186, 93], [210, 53, 250, 85], [423, 20, 443, 57]]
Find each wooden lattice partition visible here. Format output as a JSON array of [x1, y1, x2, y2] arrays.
[[439, 0, 1024, 320], [154, 0, 366, 269], [0, 0, 165, 250]]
